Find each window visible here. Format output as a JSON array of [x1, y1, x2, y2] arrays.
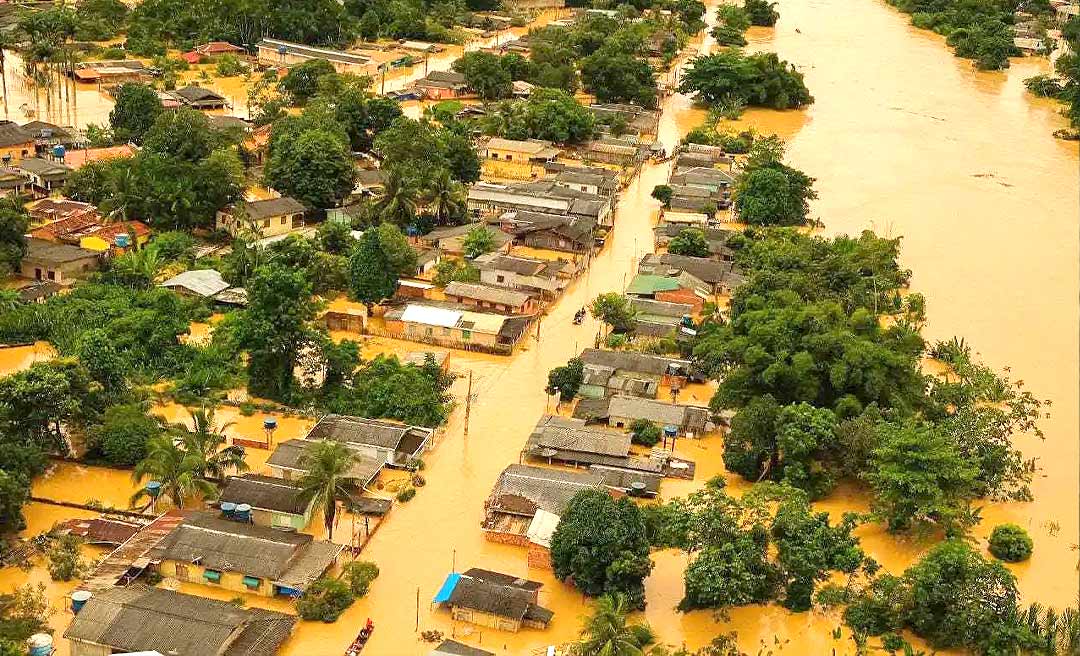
[[505, 154, 513, 161], [243, 576, 262, 590], [461, 330, 471, 341], [496, 275, 505, 283], [491, 153, 499, 160], [262, 219, 270, 228], [46, 270, 55, 281], [280, 216, 287, 225], [203, 569, 222, 583]]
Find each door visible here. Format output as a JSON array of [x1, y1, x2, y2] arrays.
[[174, 563, 189, 582]]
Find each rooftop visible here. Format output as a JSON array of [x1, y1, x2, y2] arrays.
[[63, 586, 296, 656], [526, 415, 631, 458], [218, 474, 311, 516], [160, 269, 231, 298], [234, 196, 307, 220], [488, 464, 604, 517], [266, 438, 384, 485], [444, 281, 531, 308], [24, 238, 99, 264], [579, 348, 691, 377], [307, 414, 433, 456]]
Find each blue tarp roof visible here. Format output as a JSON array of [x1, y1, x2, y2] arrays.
[[433, 572, 461, 604]]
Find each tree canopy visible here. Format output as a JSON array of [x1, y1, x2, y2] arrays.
[[679, 50, 813, 110]]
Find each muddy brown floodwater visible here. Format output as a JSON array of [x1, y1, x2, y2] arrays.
[[6, 0, 1078, 652]]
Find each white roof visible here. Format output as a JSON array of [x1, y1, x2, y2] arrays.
[[160, 269, 229, 297], [399, 279, 436, 290], [401, 304, 462, 328], [526, 509, 560, 548]]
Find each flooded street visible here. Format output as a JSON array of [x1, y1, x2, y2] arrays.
[[3, 0, 1077, 652]]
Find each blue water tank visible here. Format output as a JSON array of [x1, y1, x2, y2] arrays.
[[52, 145, 65, 161], [263, 418, 278, 431], [277, 45, 287, 55], [114, 232, 131, 248], [220, 502, 237, 518], [663, 425, 678, 438], [234, 503, 252, 522], [26, 633, 52, 656], [145, 481, 162, 498], [71, 590, 92, 614]]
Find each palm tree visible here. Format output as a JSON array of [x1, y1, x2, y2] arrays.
[[130, 435, 215, 510], [181, 406, 247, 482], [376, 169, 420, 227], [425, 169, 467, 226], [110, 247, 162, 289], [571, 594, 655, 656], [296, 440, 360, 541]]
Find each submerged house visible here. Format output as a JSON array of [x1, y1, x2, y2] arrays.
[[384, 302, 532, 353], [600, 394, 711, 437], [172, 84, 230, 109], [217, 474, 315, 531], [433, 568, 553, 632], [20, 238, 100, 284], [216, 196, 307, 238], [497, 209, 597, 253], [414, 70, 470, 100], [257, 38, 372, 76], [160, 269, 248, 306], [419, 222, 512, 256], [482, 464, 605, 544], [149, 512, 343, 597], [577, 348, 693, 399], [473, 252, 571, 299], [267, 438, 384, 488], [479, 138, 560, 180], [303, 414, 433, 469], [64, 586, 297, 656], [443, 281, 538, 315]]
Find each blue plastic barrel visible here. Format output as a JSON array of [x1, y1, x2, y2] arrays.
[[27, 633, 52, 656], [145, 481, 162, 498], [234, 503, 252, 522], [71, 590, 91, 614], [263, 418, 278, 430], [114, 233, 131, 248], [220, 502, 237, 518], [52, 145, 65, 161], [663, 425, 678, 438]]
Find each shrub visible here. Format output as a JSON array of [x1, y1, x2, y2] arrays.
[[47, 535, 86, 581], [396, 487, 416, 502], [343, 561, 380, 597], [295, 577, 355, 622], [988, 524, 1033, 562], [629, 418, 662, 447]]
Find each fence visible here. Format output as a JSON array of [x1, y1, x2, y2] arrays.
[[363, 325, 516, 356]]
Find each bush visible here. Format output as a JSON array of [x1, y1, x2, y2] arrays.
[[47, 535, 86, 581], [988, 524, 1033, 562], [215, 54, 249, 77], [343, 561, 380, 597], [396, 487, 416, 502], [295, 577, 355, 622], [630, 418, 662, 446], [90, 404, 163, 466]]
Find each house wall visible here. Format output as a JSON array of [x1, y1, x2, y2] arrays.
[[250, 506, 310, 531], [80, 233, 150, 253], [520, 232, 584, 253], [257, 46, 367, 75], [0, 142, 34, 161], [20, 256, 99, 284], [158, 559, 275, 597], [217, 209, 303, 238], [69, 640, 112, 656], [451, 607, 522, 632], [445, 294, 533, 315], [483, 529, 530, 547], [527, 542, 553, 569], [418, 85, 463, 101], [479, 269, 560, 294], [481, 152, 543, 180], [401, 322, 499, 348]]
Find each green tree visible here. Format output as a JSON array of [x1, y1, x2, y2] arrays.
[[650, 184, 673, 207], [629, 418, 661, 447], [316, 220, 358, 255], [278, 58, 338, 104], [865, 421, 979, 533], [342, 560, 380, 596], [47, 534, 85, 581], [296, 440, 360, 540], [667, 228, 710, 257], [581, 51, 657, 107], [744, 0, 779, 26], [734, 165, 815, 226], [109, 83, 163, 144], [142, 107, 224, 162], [453, 51, 513, 100], [0, 359, 94, 454], [0, 470, 31, 535], [570, 593, 656, 656], [679, 50, 813, 110], [0, 200, 28, 274], [328, 354, 454, 427], [425, 169, 467, 226], [89, 404, 163, 466], [130, 434, 216, 509], [551, 489, 653, 609], [590, 293, 637, 333], [546, 357, 584, 400], [265, 127, 356, 209], [462, 225, 496, 259], [179, 406, 247, 481], [988, 524, 1033, 563], [376, 169, 421, 226], [771, 499, 863, 611], [348, 224, 415, 308], [237, 264, 320, 402], [295, 576, 355, 621]]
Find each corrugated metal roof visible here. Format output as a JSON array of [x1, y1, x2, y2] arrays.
[[401, 304, 462, 328], [525, 509, 560, 548]]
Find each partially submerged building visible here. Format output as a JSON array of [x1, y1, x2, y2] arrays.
[[217, 474, 315, 531], [384, 302, 532, 353], [593, 394, 711, 437], [20, 238, 100, 284], [497, 209, 597, 253], [160, 269, 249, 306], [216, 196, 307, 238], [64, 586, 297, 656], [473, 252, 571, 299], [443, 281, 538, 315], [149, 512, 343, 597], [577, 348, 693, 399], [482, 464, 604, 544], [433, 568, 553, 632], [479, 138, 560, 180]]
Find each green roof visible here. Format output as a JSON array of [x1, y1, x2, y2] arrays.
[[625, 274, 682, 295]]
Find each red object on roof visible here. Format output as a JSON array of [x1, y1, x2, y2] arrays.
[[180, 51, 202, 65], [85, 220, 151, 242], [196, 41, 245, 55]]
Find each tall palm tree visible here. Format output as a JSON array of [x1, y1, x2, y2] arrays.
[[110, 246, 162, 289], [425, 169, 467, 226], [130, 435, 215, 510], [376, 169, 420, 227], [181, 406, 246, 482], [571, 594, 656, 656], [296, 440, 359, 541]]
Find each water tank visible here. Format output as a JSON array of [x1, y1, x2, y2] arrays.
[[663, 425, 678, 438], [220, 502, 237, 518], [234, 503, 252, 522], [26, 633, 52, 656], [263, 418, 277, 431], [51, 145, 65, 162], [114, 233, 131, 248], [277, 45, 287, 55], [71, 590, 92, 614], [145, 481, 162, 498]]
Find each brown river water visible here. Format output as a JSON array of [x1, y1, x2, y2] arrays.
[[1, 0, 1077, 653]]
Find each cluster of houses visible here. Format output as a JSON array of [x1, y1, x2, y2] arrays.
[[60, 414, 432, 655], [1014, 0, 1078, 54]]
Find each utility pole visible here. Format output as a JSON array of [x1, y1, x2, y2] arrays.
[[415, 587, 420, 631], [463, 370, 473, 436]]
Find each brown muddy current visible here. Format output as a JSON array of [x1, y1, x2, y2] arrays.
[[2, 0, 1078, 653]]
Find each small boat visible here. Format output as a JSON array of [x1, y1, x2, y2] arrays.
[[345, 619, 374, 656], [573, 308, 586, 325]]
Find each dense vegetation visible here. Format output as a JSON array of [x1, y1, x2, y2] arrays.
[[679, 49, 813, 110], [1025, 16, 1080, 135]]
